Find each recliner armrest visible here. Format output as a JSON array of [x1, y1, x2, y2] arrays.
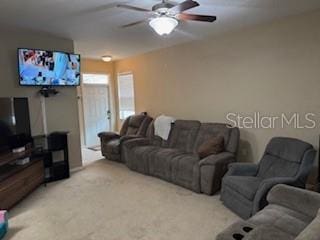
[[98, 132, 120, 142], [120, 135, 143, 143], [122, 138, 152, 150], [199, 152, 235, 167], [252, 177, 297, 214], [226, 162, 259, 177], [266, 184, 320, 218], [296, 210, 320, 240]]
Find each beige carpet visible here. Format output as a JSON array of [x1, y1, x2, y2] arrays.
[[5, 160, 239, 240], [81, 147, 103, 166]]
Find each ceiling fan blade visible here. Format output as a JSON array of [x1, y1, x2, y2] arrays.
[[177, 13, 217, 22], [169, 0, 199, 14], [117, 4, 151, 12], [121, 20, 146, 28]]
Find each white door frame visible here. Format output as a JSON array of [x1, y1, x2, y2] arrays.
[[81, 78, 111, 147]]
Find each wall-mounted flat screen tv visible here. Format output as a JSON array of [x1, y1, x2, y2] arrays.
[[18, 48, 80, 86]]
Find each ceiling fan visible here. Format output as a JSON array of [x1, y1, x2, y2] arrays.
[[117, 0, 217, 35]]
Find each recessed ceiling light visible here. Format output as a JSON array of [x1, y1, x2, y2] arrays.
[[102, 55, 112, 62]]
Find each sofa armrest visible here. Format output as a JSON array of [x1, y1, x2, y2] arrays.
[[98, 132, 120, 142], [295, 210, 320, 240], [199, 152, 236, 195], [225, 162, 259, 177], [199, 152, 235, 167], [266, 184, 320, 218], [252, 177, 297, 214], [120, 135, 143, 143], [122, 138, 152, 150]]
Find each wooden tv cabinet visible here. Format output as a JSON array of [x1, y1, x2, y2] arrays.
[[0, 150, 44, 210]]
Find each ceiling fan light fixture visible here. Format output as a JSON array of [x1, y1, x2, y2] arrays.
[[149, 16, 178, 36], [101, 55, 112, 62]]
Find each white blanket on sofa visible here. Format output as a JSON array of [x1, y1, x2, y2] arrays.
[[154, 115, 176, 140]]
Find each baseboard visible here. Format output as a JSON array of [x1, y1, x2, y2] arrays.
[[70, 166, 84, 173]]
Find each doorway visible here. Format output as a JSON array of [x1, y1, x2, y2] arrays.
[[81, 73, 111, 164]]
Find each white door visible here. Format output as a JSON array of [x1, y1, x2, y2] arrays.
[[82, 84, 111, 147]]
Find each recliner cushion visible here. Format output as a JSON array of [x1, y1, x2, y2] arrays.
[[265, 137, 312, 163], [121, 114, 150, 136], [126, 126, 139, 135], [129, 114, 146, 128], [223, 176, 262, 200], [257, 154, 300, 179]]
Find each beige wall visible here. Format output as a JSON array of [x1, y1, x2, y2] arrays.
[[115, 10, 320, 169], [0, 27, 82, 169], [79, 59, 117, 145]]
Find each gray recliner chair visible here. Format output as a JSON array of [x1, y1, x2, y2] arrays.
[[98, 113, 152, 162], [221, 137, 316, 219], [217, 184, 320, 240]]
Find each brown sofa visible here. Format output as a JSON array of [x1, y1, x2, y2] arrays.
[[122, 120, 240, 195], [98, 113, 152, 162]]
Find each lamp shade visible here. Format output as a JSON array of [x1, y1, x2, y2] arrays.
[[149, 17, 178, 35]]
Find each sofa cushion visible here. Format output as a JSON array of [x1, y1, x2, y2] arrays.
[[246, 225, 295, 240], [295, 211, 320, 240], [249, 204, 310, 236], [223, 176, 262, 200], [267, 184, 320, 219], [168, 120, 201, 152], [194, 123, 231, 152], [218, 185, 319, 240], [149, 148, 186, 181], [197, 136, 224, 159], [171, 152, 199, 185], [217, 223, 295, 240], [128, 145, 161, 174]]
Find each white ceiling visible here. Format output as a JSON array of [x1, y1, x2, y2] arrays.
[[1, 0, 320, 59]]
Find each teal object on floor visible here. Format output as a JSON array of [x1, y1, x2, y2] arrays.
[[0, 222, 7, 239], [0, 211, 8, 240]]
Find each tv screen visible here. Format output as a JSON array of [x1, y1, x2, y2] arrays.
[[0, 98, 32, 152], [18, 48, 80, 86]]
